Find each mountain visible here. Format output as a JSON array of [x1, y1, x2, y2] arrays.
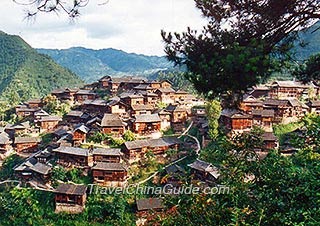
[[293, 21, 320, 61], [0, 32, 83, 103], [37, 47, 175, 82]]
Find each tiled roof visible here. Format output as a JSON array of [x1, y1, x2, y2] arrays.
[[92, 162, 127, 171], [136, 198, 164, 211], [92, 148, 121, 156], [101, 114, 125, 127], [55, 183, 87, 195], [15, 137, 40, 144], [124, 137, 180, 150], [134, 114, 161, 123], [53, 146, 90, 156]]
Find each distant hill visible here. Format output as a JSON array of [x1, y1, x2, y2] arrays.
[[37, 47, 175, 82], [293, 21, 320, 61], [0, 32, 83, 103]]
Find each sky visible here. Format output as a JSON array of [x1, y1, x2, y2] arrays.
[[0, 0, 207, 56]]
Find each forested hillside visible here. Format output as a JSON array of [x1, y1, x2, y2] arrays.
[[0, 32, 83, 104], [37, 47, 174, 82]]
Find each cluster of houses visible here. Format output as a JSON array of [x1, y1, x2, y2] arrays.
[[2, 75, 319, 219], [0, 75, 209, 215], [220, 80, 320, 156]]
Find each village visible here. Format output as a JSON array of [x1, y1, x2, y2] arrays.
[[0, 75, 320, 219]]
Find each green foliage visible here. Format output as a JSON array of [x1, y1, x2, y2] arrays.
[[0, 154, 24, 180], [162, 0, 320, 104], [205, 100, 222, 139], [38, 47, 174, 83], [43, 94, 71, 116], [273, 121, 304, 145], [122, 130, 136, 142], [51, 166, 92, 186], [294, 53, 320, 84], [162, 127, 175, 136], [162, 119, 320, 225], [88, 132, 125, 147], [0, 32, 83, 104]]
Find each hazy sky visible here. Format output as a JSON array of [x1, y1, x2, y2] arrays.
[[0, 0, 207, 56]]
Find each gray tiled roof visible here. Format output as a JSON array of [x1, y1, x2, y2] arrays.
[[92, 162, 127, 171], [134, 114, 161, 123], [101, 114, 125, 127], [55, 183, 87, 195], [92, 148, 121, 156], [53, 146, 90, 156]]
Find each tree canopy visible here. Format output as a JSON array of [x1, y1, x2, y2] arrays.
[[294, 53, 320, 84], [162, 0, 320, 102]]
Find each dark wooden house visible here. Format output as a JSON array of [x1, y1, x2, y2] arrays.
[[73, 124, 90, 145], [14, 137, 40, 153], [92, 162, 128, 187], [136, 198, 164, 217], [37, 115, 62, 131], [188, 159, 220, 182], [53, 146, 93, 167], [14, 157, 52, 182], [92, 148, 122, 163], [220, 109, 252, 133], [133, 114, 161, 135], [123, 137, 181, 163], [100, 113, 126, 136], [74, 89, 97, 103], [54, 183, 87, 214]]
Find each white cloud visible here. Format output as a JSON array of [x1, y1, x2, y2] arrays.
[[0, 0, 207, 55]]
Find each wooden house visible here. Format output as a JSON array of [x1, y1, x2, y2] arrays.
[[73, 124, 90, 145], [37, 115, 62, 131], [121, 93, 145, 106], [15, 105, 39, 118], [100, 76, 146, 93], [133, 84, 155, 93], [0, 133, 11, 153], [26, 99, 44, 108], [14, 157, 51, 182], [154, 109, 171, 131], [133, 114, 161, 135], [123, 137, 181, 163], [268, 81, 312, 99], [188, 159, 220, 182], [100, 113, 126, 136], [148, 80, 172, 89], [136, 198, 164, 217], [93, 148, 122, 163], [131, 104, 154, 116], [143, 92, 159, 106], [307, 100, 320, 114], [53, 146, 93, 167], [248, 85, 270, 98], [14, 137, 40, 153], [220, 109, 253, 133], [166, 104, 188, 123], [262, 132, 279, 151], [174, 90, 189, 100], [74, 89, 97, 103], [51, 88, 79, 102], [92, 162, 128, 187], [106, 97, 129, 116], [5, 121, 31, 138], [54, 183, 87, 214], [65, 110, 84, 123], [252, 109, 274, 132], [155, 87, 176, 104], [35, 149, 52, 163], [34, 109, 50, 121], [82, 99, 108, 115], [239, 95, 263, 113], [98, 75, 111, 88]]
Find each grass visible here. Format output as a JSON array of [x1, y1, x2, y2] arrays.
[[273, 121, 304, 145]]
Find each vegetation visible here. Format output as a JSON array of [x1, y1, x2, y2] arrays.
[[294, 53, 320, 84], [162, 0, 320, 105], [43, 95, 71, 116], [206, 100, 222, 139], [38, 47, 174, 82], [0, 32, 83, 104]]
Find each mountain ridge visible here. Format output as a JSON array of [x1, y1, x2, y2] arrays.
[[37, 47, 175, 82], [0, 31, 83, 103]]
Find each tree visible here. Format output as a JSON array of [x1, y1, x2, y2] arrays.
[[122, 130, 136, 142], [294, 53, 320, 84], [13, 0, 108, 18], [161, 0, 320, 105], [205, 100, 221, 139]]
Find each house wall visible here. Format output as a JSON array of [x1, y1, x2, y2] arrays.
[[16, 142, 38, 153]]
